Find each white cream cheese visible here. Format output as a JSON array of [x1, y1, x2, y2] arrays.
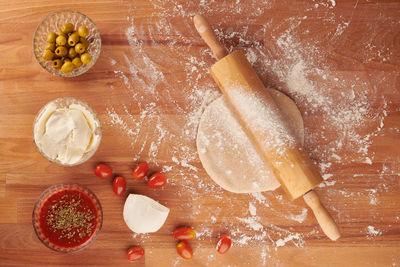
[[123, 194, 170, 234], [34, 99, 101, 165]]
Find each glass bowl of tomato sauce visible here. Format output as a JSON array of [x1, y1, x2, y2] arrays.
[[32, 183, 103, 253]]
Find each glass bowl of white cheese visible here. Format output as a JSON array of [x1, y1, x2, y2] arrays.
[[33, 97, 102, 166]]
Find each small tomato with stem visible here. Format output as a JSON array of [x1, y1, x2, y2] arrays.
[[126, 247, 144, 261], [112, 176, 126, 196], [94, 163, 112, 179], [173, 227, 196, 241], [216, 234, 231, 254], [147, 172, 167, 188], [176, 241, 193, 260], [132, 162, 149, 180]]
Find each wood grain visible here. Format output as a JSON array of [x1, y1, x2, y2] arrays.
[[1, 0, 400, 266]]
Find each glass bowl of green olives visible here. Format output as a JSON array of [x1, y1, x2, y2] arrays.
[[33, 10, 101, 77]]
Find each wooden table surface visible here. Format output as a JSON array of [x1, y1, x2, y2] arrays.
[[1, 0, 400, 266]]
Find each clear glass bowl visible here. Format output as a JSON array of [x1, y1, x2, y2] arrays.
[[33, 97, 102, 167], [32, 183, 103, 253], [33, 10, 101, 77]]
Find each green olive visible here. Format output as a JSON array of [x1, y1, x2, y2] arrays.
[[64, 58, 72, 63], [78, 26, 89, 38], [79, 37, 90, 49], [61, 61, 74, 73], [61, 22, 74, 34], [68, 47, 77, 58], [47, 32, 57, 43], [42, 49, 54, 60], [52, 59, 63, 69], [68, 32, 80, 46], [45, 43, 56, 52], [72, 57, 83, 68], [55, 35, 67, 46], [80, 53, 91, 64], [74, 43, 85, 54], [56, 31, 67, 38], [55, 46, 68, 57]]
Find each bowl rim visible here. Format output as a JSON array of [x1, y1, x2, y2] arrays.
[[32, 183, 103, 253], [32, 97, 102, 167], [32, 9, 102, 78]]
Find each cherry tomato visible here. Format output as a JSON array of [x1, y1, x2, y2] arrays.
[[216, 234, 231, 254], [94, 163, 112, 179], [173, 227, 196, 241], [112, 176, 126, 196], [126, 247, 144, 261], [132, 162, 149, 180], [147, 172, 167, 188], [176, 241, 193, 260]]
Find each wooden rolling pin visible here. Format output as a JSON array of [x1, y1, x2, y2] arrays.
[[193, 14, 340, 241]]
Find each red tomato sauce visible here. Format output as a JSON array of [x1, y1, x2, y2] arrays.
[[39, 189, 98, 248]]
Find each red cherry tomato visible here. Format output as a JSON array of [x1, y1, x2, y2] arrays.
[[112, 176, 126, 196], [216, 234, 231, 254], [126, 247, 144, 261], [147, 172, 167, 188], [94, 163, 112, 179], [173, 227, 196, 241], [176, 241, 193, 260], [132, 162, 149, 180]]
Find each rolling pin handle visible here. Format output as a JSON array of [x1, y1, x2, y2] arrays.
[[193, 14, 228, 60], [303, 190, 341, 241]]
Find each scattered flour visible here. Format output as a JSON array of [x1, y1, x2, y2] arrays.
[[236, 217, 264, 232], [229, 88, 296, 155], [367, 189, 378, 205], [102, 0, 395, 264], [251, 192, 267, 205], [275, 233, 302, 248], [261, 247, 268, 265], [196, 227, 214, 240], [366, 225, 382, 239], [285, 208, 308, 223], [249, 202, 257, 216], [322, 174, 333, 180]]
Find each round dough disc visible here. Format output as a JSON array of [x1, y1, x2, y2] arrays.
[[196, 89, 304, 193]]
